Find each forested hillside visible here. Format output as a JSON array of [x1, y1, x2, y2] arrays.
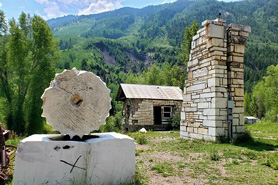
[[48, 0, 278, 93], [0, 0, 277, 135]]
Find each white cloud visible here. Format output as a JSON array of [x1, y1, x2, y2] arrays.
[[36, 0, 67, 19], [78, 0, 122, 15], [36, 0, 50, 4], [0, 2, 2, 8], [161, 0, 176, 4], [44, 2, 67, 19], [36, 0, 123, 19]]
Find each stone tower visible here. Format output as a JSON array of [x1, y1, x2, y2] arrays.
[[180, 18, 251, 141]]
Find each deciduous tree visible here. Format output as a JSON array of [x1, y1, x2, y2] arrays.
[[0, 11, 60, 134]]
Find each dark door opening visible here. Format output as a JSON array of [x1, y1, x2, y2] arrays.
[[154, 106, 162, 125]]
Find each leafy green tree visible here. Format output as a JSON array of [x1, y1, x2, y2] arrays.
[[0, 12, 59, 134], [252, 65, 278, 121], [124, 62, 186, 89], [179, 21, 199, 66], [244, 93, 256, 116], [26, 15, 60, 135]]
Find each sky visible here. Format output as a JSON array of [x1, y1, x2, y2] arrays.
[[0, 0, 238, 20]]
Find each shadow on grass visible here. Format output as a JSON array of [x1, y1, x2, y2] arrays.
[[233, 132, 278, 151]]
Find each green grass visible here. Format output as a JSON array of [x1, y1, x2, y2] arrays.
[[246, 122, 278, 140], [127, 130, 180, 140], [131, 122, 278, 184], [4, 122, 278, 185]]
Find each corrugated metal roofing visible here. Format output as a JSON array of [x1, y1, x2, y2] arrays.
[[116, 83, 183, 101]]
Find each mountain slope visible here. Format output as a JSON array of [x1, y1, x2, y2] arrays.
[[47, 0, 278, 92]]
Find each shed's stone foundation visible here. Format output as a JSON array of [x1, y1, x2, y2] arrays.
[[180, 18, 251, 141]]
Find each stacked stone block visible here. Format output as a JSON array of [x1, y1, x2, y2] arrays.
[[180, 18, 251, 141], [227, 24, 251, 137]]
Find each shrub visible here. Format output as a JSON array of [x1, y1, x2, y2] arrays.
[[151, 165, 165, 173], [210, 151, 221, 161], [171, 111, 180, 129], [232, 159, 240, 165], [137, 135, 148, 145], [99, 114, 122, 132]]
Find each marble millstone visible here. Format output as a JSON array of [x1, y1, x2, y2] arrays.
[[14, 69, 135, 185], [41, 68, 111, 137], [13, 133, 135, 185]]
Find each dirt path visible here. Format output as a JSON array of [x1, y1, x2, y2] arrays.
[[135, 138, 213, 185]]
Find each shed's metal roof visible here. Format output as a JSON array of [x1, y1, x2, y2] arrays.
[[116, 83, 183, 101]]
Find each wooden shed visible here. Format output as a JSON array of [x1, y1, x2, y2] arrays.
[[116, 84, 183, 131]]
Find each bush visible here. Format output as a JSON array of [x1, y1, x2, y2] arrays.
[[171, 111, 180, 129], [137, 135, 148, 145], [210, 151, 221, 161], [99, 113, 123, 132], [232, 159, 240, 165], [151, 165, 165, 173]]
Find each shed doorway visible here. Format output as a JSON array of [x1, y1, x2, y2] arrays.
[[154, 106, 162, 125]]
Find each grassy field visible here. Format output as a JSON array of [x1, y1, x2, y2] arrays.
[[4, 122, 278, 185], [127, 122, 278, 185]]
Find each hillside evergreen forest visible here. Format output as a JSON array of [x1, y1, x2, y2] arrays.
[[1, 0, 278, 135]]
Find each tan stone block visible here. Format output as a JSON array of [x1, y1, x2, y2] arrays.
[[211, 98, 227, 108], [208, 78, 220, 87], [222, 78, 227, 85], [233, 97, 244, 101], [221, 56, 227, 61], [187, 127, 193, 133], [212, 65, 227, 70], [193, 127, 198, 133], [233, 56, 244, 63], [231, 31, 239, 35], [212, 56, 221, 60], [235, 101, 244, 107], [228, 45, 234, 53], [207, 24, 224, 39], [233, 118, 239, 125], [194, 121, 201, 127], [235, 72, 244, 79], [209, 46, 227, 52], [211, 50, 224, 56], [233, 79, 244, 85], [211, 73, 226, 78], [235, 88, 244, 96], [240, 31, 249, 37], [198, 127, 208, 135], [208, 38, 224, 47]]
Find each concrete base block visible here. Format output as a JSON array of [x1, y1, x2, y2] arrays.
[[14, 133, 135, 185]]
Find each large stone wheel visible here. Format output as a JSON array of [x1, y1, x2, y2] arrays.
[[41, 68, 111, 137]]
